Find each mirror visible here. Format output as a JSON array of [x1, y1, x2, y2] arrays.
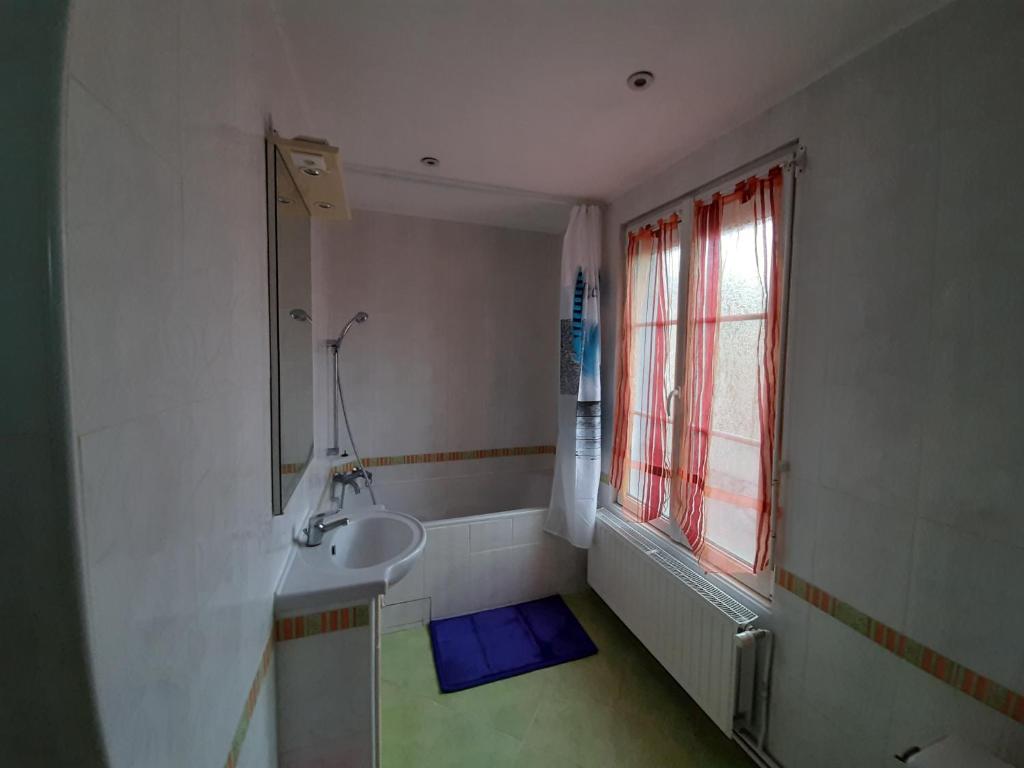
[[268, 142, 314, 515]]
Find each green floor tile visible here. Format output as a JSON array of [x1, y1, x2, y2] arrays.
[[533, 645, 624, 707], [519, 694, 620, 768], [509, 744, 584, 768], [617, 649, 705, 732], [436, 666, 547, 740], [381, 626, 444, 703], [381, 591, 751, 768], [382, 686, 521, 768]]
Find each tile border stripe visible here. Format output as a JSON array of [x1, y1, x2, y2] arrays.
[[225, 631, 274, 768], [776, 567, 1024, 725], [222, 607, 372, 766], [332, 444, 555, 474], [274, 604, 370, 643]]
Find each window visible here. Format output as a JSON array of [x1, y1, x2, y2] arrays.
[[699, 210, 772, 568], [613, 216, 682, 522], [611, 163, 788, 596]]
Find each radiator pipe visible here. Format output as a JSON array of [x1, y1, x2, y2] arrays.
[[735, 628, 776, 758], [734, 731, 784, 768]]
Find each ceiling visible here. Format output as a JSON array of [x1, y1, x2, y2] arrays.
[[274, 0, 948, 231]]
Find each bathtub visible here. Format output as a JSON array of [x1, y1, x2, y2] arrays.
[[337, 450, 555, 523], [378, 506, 588, 631]]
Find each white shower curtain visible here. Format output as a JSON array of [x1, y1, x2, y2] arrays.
[[545, 205, 602, 548]]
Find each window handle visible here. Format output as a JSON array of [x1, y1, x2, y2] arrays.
[[666, 386, 681, 418]]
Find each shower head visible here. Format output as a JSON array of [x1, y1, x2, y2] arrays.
[[288, 308, 312, 324], [333, 311, 369, 346]]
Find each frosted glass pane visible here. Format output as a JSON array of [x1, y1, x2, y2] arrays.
[[719, 220, 771, 317], [704, 497, 757, 565], [665, 245, 681, 322], [710, 319, 762, 440], [707, 435, 759, 499]]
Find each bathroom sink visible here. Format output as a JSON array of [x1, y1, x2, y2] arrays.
[[275, 506, 426, 616], [330, 514, 417, 570]]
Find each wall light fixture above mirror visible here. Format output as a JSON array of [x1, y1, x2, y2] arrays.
[[275, 135, 352, 221]]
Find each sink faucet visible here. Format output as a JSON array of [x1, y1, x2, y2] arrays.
[[304, 511, 349, 547], [331, 467, 373, 509]]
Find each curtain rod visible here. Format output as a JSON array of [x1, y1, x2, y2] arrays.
[[622, 140, 802, 231], [344, 162, 598, 208]]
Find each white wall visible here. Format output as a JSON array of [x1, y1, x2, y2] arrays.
[[600, 1, 1024, 764], [63, 2, 328, 765], [316, 209, 561, 521]]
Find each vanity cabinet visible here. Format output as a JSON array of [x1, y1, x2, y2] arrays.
[[275, 598, 382, 768]]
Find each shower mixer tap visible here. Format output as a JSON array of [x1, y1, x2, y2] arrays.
[[331, 467, 373, 508]]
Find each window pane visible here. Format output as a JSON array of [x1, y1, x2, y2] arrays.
[[664, 243, 681, 322], [704, 217, 771, 568], [704, 497, 757, 565], [719, 219, 772, 317], [621, 232, 680, 520], [710, 318, 762, 440], [707, 433, 759, 502], [628, 326, 678, 413], [627, 413, 673, 514], [628, 413, 647, 464]]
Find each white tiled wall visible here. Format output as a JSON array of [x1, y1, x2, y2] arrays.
[[381, 508, 588, 631], [600, 1, 1024, 765], [63, 2, 322, 766], [340, 454, 555, 523], [317, 208, 561, 460], [236, 656, 279, 768]]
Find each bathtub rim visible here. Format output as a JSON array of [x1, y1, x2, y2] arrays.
[[420, 506, 548, 529]]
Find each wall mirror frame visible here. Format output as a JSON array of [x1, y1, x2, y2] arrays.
[[267, 133, 314, 516]]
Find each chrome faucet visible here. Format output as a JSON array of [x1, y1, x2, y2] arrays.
[[304, 511, 349, 547], [331, 467, 373, 509]]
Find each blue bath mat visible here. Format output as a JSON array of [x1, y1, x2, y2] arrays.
[[428, 595, 597, 693]]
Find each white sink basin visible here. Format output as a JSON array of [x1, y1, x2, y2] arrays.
[[331, 514, 417, 570], [275, 506, 426, 616]]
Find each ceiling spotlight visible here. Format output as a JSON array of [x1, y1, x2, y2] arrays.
[[627, 71, 655, 91], [420, 156, 440, 167], [277, 196, 293, 204], [301, 167, 322, 176], [314, 201, 334, 210]]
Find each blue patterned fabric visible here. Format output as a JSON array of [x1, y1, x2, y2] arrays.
[[546, 205, 602, 548]]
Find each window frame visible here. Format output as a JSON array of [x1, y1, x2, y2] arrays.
[[614, 153, 797, 602], [616, 208, 689, 523]]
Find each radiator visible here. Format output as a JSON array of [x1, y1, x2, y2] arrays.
[[588, 508, 759, 735]]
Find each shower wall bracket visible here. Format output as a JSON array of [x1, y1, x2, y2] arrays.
[[326, 339, 340, 456]]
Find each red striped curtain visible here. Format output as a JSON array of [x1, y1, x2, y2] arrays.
[[753, 169, 784, 572], [610, 216, 680, 522], [673, 168, 783, 574], [673, 196, 723, 555]]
